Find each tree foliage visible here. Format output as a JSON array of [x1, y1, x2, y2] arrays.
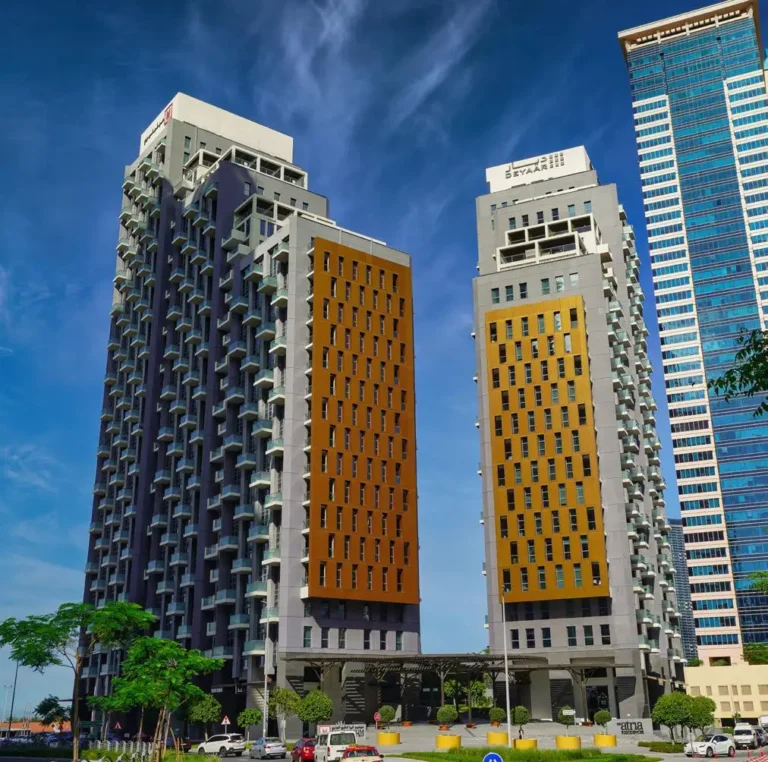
[[297, 690, 334, 724], [0, 601, 155, 762], [594, 710, 611, 733], [237, 708, 263, 740], [744, 643, 768, 665], [687, 658, 703, 667], [651, 692, 691, 742], [690, 696, 716, 735], [709, 329, 768, 416], [488, 707, 506, 724], [269, 687, 301, 741], [750, 571, 768, 594], [512, 706, 530, 738], [557, 705, 575, 731], [34, 696, 70, 727], [188, 694, 223, 735], [436, 705, 458, 725], [377, 705, 395, 726]]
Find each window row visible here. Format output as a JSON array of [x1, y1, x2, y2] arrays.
[[316, 561, 406, 593], [304, 599, 406, 623], [322, 300, 407, 334], [498, 505, 597, 534], [494, 455, 594, 487], [496, 429, 588, 458], [489, 309, 579, 342], [320, 533, 412, 564], [322, 251, 401, 294], [492, 404, 590, 435], [317, 501, 411, 532], [325, 277, 406, 315], [493, 335, 578, 364], [491, 356, 585, 388], [501, 560, 604, 592], [509, 622, 610, 650], [506, 596, 611, 620], [504, 534, 597, 563], [303, 625, 404, 651], [320, 448, 410, 476], [315, 405, 406, 436], [319, 390, 408, 420], [320, 349, 405, 386], [490, 273, 581, 304]]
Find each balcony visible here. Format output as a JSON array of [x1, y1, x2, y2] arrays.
[[243, 639, 266, 656], [149, 513, 168, 530], [265, 492, 283, 509], [170, 552, 188, 567], [147, 560, 164, 575], [167, 601, 186, 617], [235, 504, 255, 521], [221, 484, 241, 502], [250, 471, 271, 489], [236, 452, 258, 470], [253, 369, 274, 388], [181, 573, 197, 587], [232, 558, 252, 574], [229, 613, 250, 629], [201, 596, 215, 610], [243, 310, 262, 329], [259, 607, 280, 623], [207, 645, 234, 660], [249, 524, 270, 542], [218, 535, 239, 552], [252, 420, 273, 438], [164, 486, 182, 502], [244, 263, 263, 283], [255, 322, 276, 341], [183, 523, 199, 539], [266, 438, 284, 456], [271, 289, 289, 308], [262, 549, 281, 566], [268, 386, 286, 405], [215, 589, 236, 605]]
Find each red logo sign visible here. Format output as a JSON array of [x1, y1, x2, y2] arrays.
[[373, 712, 381, 722], [163, 103, 173, 124]]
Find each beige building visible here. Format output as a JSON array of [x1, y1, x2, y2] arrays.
[[686, 664, 768, 723]]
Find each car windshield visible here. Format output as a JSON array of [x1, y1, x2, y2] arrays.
[[699, 736, 714, 742], [229, 736, 244, 741], [266, 739, 282, 744], [346, 751, 376, 758], [331, 734, 357, 746], [735, 730, 753, 735]]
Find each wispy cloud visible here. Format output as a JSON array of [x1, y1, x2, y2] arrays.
[[0, 444, 60, 492]]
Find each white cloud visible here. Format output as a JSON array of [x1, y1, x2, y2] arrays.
[[0, 444, 60, 493], [7, 512, 88, 551]]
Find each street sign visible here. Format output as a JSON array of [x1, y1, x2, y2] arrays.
[[483, 752, 503, 762], [222, 716, 231, 726], [562, 710, 576, 716], [373, 712, 381, 722], [114, 722, 122, 730]]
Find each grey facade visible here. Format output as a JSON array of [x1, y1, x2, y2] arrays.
[[669, 519, 698, 662], [474, 150, 684, 721], [83, 94, 420, 732]]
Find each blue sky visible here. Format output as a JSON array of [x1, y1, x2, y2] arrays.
[[0, 0, 722, 708]]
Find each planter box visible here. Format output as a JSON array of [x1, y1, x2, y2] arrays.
[[515, 739, 538, 750], [435, 735, 461, 750], [377, 732, 400, 746], [594, 734, 617, 748], [487, 732, 509, 746], [556, 736, 582, 750]]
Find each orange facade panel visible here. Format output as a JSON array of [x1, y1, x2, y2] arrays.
[[485, 296, 609, 604], [306, 238, 419, 605]]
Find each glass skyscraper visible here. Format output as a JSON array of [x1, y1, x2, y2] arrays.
[[620, 0, 768, 663]]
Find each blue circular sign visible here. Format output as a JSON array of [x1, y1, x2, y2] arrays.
[[484, 753, 504, 762]]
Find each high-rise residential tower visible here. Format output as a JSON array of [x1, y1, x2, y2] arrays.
[[669, 519, 699, 662], [84, 93, 420, 728], [620, 0, 768, 663], [474, 147, 683, 720]]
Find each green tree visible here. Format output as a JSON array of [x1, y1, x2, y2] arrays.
[[119, 637, 223, 762], [709, 329, 768, 417], [237, 709, 263, 741], [34, 696, 70, 728], [594, 710, 611, 734], [651, 692, 691, 742], [436, 705, 458, 727], [188, 694, 223, 738], [89, 675, 158, 741], [512, 706, 530, 739], [557, 705, 575, 736], [744, 643, 768, 664], [689, 696, 716, 736], [377, 705, 395, 728], [749, 571, 768, 594], [0, 601, 155, 762], [298, 690, 334, 725], [687, 658, 703, 667], [443, 679, 462, 708], [488, 707, 506, 725], [269, 687, 301, 742]]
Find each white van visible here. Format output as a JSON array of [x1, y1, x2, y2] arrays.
[[314, 729, 360, 762], [734, 724, 759, 750]]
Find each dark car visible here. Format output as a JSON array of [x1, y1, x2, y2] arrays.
[[292, 739, 315, 762]]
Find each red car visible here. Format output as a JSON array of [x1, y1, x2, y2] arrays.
[[341, 746, 383, 762], [292, 739, 315, 762]]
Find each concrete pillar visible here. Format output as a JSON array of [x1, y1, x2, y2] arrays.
[[572, 677, 587, 720], [530, 670, 552, 720], [607, 668, 619, 718]]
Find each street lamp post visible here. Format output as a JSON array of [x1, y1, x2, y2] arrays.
[[501, 596, 512, 748], [7, 661, 19, 739]]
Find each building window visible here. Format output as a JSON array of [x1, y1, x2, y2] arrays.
[[509, 217, 516, 230], [505, 285, 514, 302], [519, 282, 528, 299], [555, 275, 564, 293], [536, 211, 544, 224], [395, 631, 402, 651], [574, 563, 583, 588], [303, 626, 312, 648], [339, 628, 346, 648], [542, 627, 552, 648], [321, 627, 329, 648], [183, 151, 190, 164], [555, 565, 564, 588], [600, 624, 611, 645], [584, 625, 594, 646], [584, 200, 592, 213], [551, 208, 559, 221], [244, 182, 251, 196], [567, 626, 577, 647], [526, 628, 535, 648], [184, 136, 191, 148], [541, 278, 551, 295], [510, 629, 519, 649], [491, 288, 500, 304], [567, 204, 575, 217], [522, 214, 529, 227], [363, 630, 371, 650], [570, 272, 579, 288], [380, 630, 387, 650]]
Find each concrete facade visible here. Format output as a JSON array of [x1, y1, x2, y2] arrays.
[[474, 149, 684, 721], [83, 94, 420, 734], [686, 663, 768, 723], [669, 519, 699, 662]]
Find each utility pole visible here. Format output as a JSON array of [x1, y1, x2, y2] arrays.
[[7, 661, 19, 738], [501, 598, 512, 749], [2, 684, 12, 726]]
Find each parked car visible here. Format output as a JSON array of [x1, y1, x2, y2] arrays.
[[341, 747, 383, 762], [291, 739, 315, 762], [685, 733, 736, 758], [196, 733, 246, 756], [734, 724, 760, 750], [249, 737, 287, 759], [756, 726, 768, 747]]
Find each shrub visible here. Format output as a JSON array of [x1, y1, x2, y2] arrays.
[[638, 741, 686, 753], [436, 704, 459, 726], [558, 705, 575, 732], [297, 690, 334, 723], [488, 706, 506, 724], [378, 705, 396, 726], [594, 710, 611, 733], [687, 658, 703, 667], [512, 706, 530, 738]]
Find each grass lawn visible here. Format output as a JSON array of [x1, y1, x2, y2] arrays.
[[390, 749, 660, 762]]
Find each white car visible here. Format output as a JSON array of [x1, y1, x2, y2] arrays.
[[249, 738, 287, 759], [315, 731, 358, 762], [685, 734, 735, 758], [196, 733, 246, 756]]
